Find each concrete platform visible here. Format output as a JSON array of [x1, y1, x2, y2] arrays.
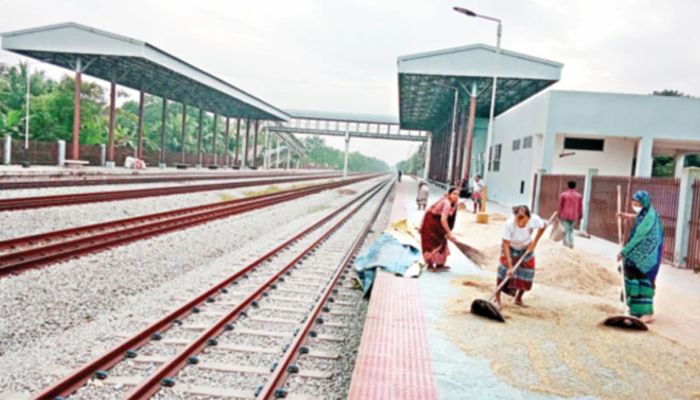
[[361, 177, 700, 400], [355, 177, 599, 400]]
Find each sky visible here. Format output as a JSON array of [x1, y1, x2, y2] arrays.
[[1, 0, 698, 166]]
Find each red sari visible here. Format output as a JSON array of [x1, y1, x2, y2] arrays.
[[420, 197, 457, 265]]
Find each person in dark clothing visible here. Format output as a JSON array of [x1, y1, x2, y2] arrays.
[[398, 170, 402, 182]]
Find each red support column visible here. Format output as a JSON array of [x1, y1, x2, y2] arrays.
[[197, 108, 203, 166], [107, 80, 116, 164], [160, 97, 167, 166], [224, 117, 230, 167], [253, 120, 259, 168], [243, 119, 250, 168], [212, 114, 218, 166], [180, 104, 187, 164], [463, 93, 477, 182], [234, 118, 241, 167], [72, 67, 81, 160], [137, 90, 144, 160], [451, 114, 459, 185], [455, 111, 466, 185]]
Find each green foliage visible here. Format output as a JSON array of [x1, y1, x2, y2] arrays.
[[0, 61, 390, 170], [396, 143, 425, 176], [298, 136, 389, 173], [653, 154, 700, 177], [652, 89, 695, 98], [0, 61, 244, 156]]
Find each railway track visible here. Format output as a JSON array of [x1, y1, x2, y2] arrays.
[[31, 177, 393, 400], [0, 173, 342, 211], [0, 175, 375, 277], [0, 171, 310, 190]]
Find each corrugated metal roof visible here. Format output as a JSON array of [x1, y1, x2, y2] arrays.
[[1, 22, 289, 121], [397, 43, 563, 131]]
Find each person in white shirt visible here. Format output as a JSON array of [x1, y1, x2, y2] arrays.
[[494, 205, 546, 309], [472, 175, 485, 213]]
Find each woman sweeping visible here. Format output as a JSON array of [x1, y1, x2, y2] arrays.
[[419, 187, 459, 272], [494, 205, 546, 309], [416, 181, 430, 210], [617, 190, 663, 324]]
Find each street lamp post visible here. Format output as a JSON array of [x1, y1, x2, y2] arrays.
[[23, 63, 31, 168], [434, 81, 459, 184], [453, 6, 501, 185]]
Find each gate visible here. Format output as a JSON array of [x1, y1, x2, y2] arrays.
[[588, 176, 679, 262], [535, 174, 585, 224], [687, 180, 700, 271]]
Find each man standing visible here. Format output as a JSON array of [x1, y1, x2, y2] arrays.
[[398, 169, 402, 182], [558, 180, 583, 249], [472, 175, 485, 213]]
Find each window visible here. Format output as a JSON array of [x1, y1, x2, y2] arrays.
[[564, 137, 604, 151], [489, 144, 502, 172], [512, 139, 521, 151], [523, 136, 533, 149]]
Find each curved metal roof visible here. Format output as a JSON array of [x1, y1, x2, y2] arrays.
[[1, 22, 289, 121], [397, 43, 562, 131]]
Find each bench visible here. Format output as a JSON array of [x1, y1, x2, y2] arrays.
[[64, 159, 89, 168], [347, 271, 438, 400], [175, 163, 189, 170]]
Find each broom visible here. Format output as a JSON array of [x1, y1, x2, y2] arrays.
[[451, 236, 488, 268]]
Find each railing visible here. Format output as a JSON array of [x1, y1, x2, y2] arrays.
[[584, 176, 678, 262], [536, 174, 680, 263], [687, 180, 700, 271], [2, 139, 240, 167]]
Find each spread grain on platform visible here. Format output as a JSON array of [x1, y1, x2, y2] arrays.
[[443, 212, 700, 400]]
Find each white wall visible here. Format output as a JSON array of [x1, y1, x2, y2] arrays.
[[551, 134, 636, 176], [487, 91, 551, 206]]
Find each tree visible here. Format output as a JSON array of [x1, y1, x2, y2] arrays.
[[650, 89, 699, 176], [652, 89, 694, 98]]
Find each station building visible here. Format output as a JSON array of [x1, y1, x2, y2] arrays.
[[397, 44, 700, 206]]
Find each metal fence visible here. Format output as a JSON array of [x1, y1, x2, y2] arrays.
[[3, 139, 225, 168], [687, 181, 700, 271], [536, 174, 680, 263], [587, 176, 679, 262]]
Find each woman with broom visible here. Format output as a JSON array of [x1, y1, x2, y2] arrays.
[[616, 190, 664, 324], [494, 205, 546, 309], [419, 187, 460, 272]]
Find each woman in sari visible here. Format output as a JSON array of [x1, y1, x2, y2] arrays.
[[419, 187, 459, 272], [495, 205, 546, 309], [617, 190, 663, 324]]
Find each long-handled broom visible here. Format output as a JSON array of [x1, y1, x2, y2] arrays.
[[470, 212, 558, 322], [452, 236, 488, 268], [601, 185, 648, 331]]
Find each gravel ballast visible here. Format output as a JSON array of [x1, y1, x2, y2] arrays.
[[0, 177, 338, 241], [0, 177, 385, 398]]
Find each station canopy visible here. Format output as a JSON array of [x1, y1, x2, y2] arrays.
[[398, 44, 563, 131], [1, 22, 289, 121]]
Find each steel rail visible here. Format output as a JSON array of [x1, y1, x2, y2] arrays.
[[0, 176, 374, 277], [0, 171, 311, 190], [0, 182, 356, 276], [0, 176, 369, 253], [259, 178, 394, 399], [0, 173, 342, 211], [123, 178, 391, 400], [30, 177, 390, 400]]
